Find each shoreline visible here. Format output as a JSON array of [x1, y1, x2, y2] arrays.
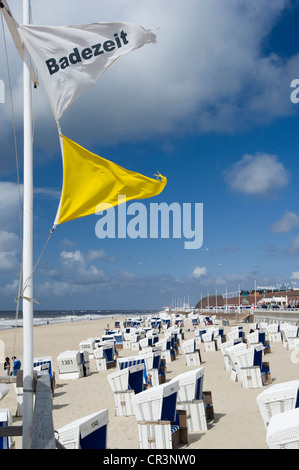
[[0, 310, 157, 332]]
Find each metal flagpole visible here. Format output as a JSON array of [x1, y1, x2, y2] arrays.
[[22, 0, 34, 449]]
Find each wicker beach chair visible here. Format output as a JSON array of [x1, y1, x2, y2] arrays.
[[257, 380, 299, 427]]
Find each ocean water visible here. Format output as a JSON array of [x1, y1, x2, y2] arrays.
[[0, 309, 159, 330]]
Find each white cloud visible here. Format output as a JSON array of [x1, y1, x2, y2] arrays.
[[0, 230, 19, 251], [224, 153, 290, 195], [60, 250, 85, 266], [0, 252, 19, 271], [0, 230, 20, 272], [86, 249, 115, 263], [0, 182, 23, 231], [59, 249, 107, 283], [34, 187, 60, 199], [290, 272, 299, 280], [271, 211, 299, 233], [191, 266, 207, 278]]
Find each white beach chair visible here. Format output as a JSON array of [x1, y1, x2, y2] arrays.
[[235, 344, 271, 388], [108, 363, 145, 416], [249, 323, 259, 331], [94, 341, 116, 370], [257, 380, 299, 427], [57, 350, 84, 379], [56, 409, 109, 449], [155, 338, 173, 363], [129, 333, 141, 351], [171, 367, 210, 432], [0, 409, 13, 449], [219, 337, 243, 369], [111, 332, 123, 350], [266, 323, 282, 342], [246, 330, 271, 354], [201, 329, 217, 352], [164, 331, 179, 357], [132, 381, 188, 449], [266, 407, 299, 449], [139, 350, 163, 387], [225, 342, 247, 381], [181, 338, 201, 366], [79, 339, 96, 358], [280, 324, 299, 349]]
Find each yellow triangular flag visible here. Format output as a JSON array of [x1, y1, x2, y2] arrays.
[[54, 135, 167, 225]]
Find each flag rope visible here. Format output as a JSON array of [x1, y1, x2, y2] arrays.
[[1, 7, 51, 354]]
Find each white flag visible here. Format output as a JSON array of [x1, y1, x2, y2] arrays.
[[18, 22, 156, 121]]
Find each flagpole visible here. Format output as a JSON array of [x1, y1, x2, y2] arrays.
[[22, 0, 34, 449]]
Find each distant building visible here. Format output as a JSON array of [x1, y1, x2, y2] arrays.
[[195, 289, 299, 309]]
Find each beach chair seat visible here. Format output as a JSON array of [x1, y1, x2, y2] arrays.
[[257, 380, 299, 427], [56, 409, 108, 449], [0, 409, 13, 449], [266, 407, 299, 449]]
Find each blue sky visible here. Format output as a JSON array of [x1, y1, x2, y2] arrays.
[[1, 0, 299, 311]]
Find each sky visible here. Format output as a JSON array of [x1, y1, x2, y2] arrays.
[[1, 0, 299, 311]]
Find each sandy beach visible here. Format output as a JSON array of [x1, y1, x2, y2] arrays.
[[1, 315, 298, 450]]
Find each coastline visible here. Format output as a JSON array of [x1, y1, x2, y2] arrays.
[[1, 316, 298, 449]]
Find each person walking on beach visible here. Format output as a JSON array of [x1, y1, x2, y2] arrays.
[[12, 356, 21, 376], [4, 357, 10, 376]]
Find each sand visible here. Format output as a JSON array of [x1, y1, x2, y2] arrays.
[[1, 316, 298, 450]]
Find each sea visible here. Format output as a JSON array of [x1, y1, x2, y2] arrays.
[[0, 309, 160, 331]]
